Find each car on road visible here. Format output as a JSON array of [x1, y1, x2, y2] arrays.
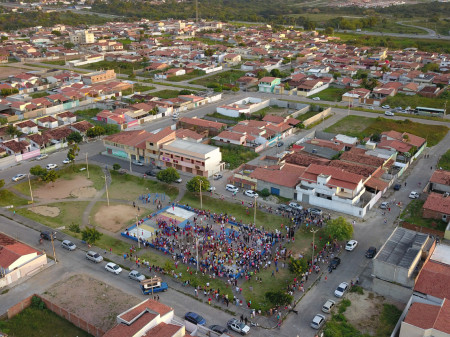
[[322, 299, 336, 313], [145, 170, 157, 176], [312, 97, 321, 101], [105, 262, 122, 275], [213, 173, 223, 180], [244, 190, 259, 198], [62, 158, 71, 164], [132, 160, 144, 166], [310, 314, 326, 329], [289, 202, 303, 211], [384, 111, 394, 116], [209, 325, 229, 334], [278, 204, 292, 212], [46, 163, 58, 170], [175, 178, 182, 183], [185, 312, 206, 325], [207, 186, 216, 192], [380, 202, 389, 209], [277, 141, 284, 147], [365, 246, 377, 258], [345, 240, 358, 251], [393, 184, 401, 191], [382, 105, 390, 109], [86, 251, 103, 263], [61, 240, 76, 251], [227, 318, 250, 335], [40, 231, 56, 240], [128, 270, 145, 281], [36, 154, 48, 160], [329, 257, 341, 269], [12, 173, 26, 182], [226, 184, 239, 193], [308, 208, 323, 216], [334, 282, 349, 298], [409, 191, 420, 199]]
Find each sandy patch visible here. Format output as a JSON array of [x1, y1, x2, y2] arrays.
[[94, 204, 137, 232], [30, 205, 60, 217], [0, 65, 30, 78], [42, 274, 141, 332], [34, 176, 93, 200], [71, 186, 97, 198]]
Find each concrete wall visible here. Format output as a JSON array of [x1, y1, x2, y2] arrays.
[[372, 277, 412, 303], [257, 180, 295, 199], [302, 108, 332, 127], [0, 254, 47, 288]]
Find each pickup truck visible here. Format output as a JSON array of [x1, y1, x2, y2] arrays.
[[140, 277, 168, 294]]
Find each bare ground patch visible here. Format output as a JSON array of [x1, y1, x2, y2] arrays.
[[93, 204, 137, 232], [29, 205, 60, 217], [70, 186, 97, 198], [34, 176, 93, 200], [42, 274, 141, 332], [0, 65, 30, 78]]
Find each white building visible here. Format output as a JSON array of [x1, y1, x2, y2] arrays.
[[69, 30, 95, 45]]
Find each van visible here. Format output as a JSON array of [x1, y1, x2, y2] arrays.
[[226, 184, 239, 193]]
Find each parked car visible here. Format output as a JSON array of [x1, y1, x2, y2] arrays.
[[345, 240, 358, 251], [384, 111, 395, 116], [61, 240, 76, 251], [308, 208, 323, 216], [382, 105, 390, 109], [209, 325, 229, 334], [334, 282, 349, 298], [322, 299, 336, 313], [278, 204, 292, 212], [312, 97, 321, 101], [128, 270, 145, 281], [380, 202, 389, 209], [207, 186, 216, 192], [227, 318, 250, 335], [226, 184, 239, 193], [329, 257, 341, 269], [409, 191, 420, 199], [213, 173, 223, 180], [365, 246, 377, 258], [46, 163, 58, 170], [86, 251, 103, 263], [145, 170, 157, 176], [132, 160, 144, 166], [62, 158, 71, 164], [36, 154, 48, 161], [244, 190, 258, 198], [12, 173, 26, 182], [277, 141, 284, 147], [175, 178, 183, 183], [289, 202, 303, 211], [185, 312, 206, 325], [40, 231, 56, 241], [393, 184, 401, 191], [310, 314, 326, 329], [105, 262, 122, 275]]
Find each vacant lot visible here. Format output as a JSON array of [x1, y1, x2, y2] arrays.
[[401, 200, 447, 231], [438, 149, 450, 171], [325, 115, 448, 146], [0, 65, 29, 79], [385, 92, 449, 110], [166, 69, 205, 82], [151, 89, 182, 99], [91, 202, 140, 232], [310, 87, 349, 102], [190, 70, 245, 86]]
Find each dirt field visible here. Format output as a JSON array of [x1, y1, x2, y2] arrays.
[[71, 186, 97, 198], [34, 176, 93, 200], [29, 205, 60, 217], [93, 204, 137, 232], [0, 65, 29, 79], [345, 291, 403, 336], [42, 274, 142, 332]]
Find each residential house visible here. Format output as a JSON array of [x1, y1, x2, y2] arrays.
[[144, 127, 176, 166], [175, 129, 203, 143], [1, 139, 30, 155], [422, 193, 450, 224], [429, 170, 450, 194], [104, 130, 155, 162], [14, 120, 38, 134], [55, 111, 77, 125], [69, 120, 94, 135], [82, 70, 116, 85], [177, 117, 225, 137], [36, 116, 59, 129], [223, 53, 241, 65], [258, 77, 281, 93]]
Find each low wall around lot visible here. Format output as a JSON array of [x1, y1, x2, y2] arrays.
[[7, 294, 106, 337], [302, 107, 332, 127]]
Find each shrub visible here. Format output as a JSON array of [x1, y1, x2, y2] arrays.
[[68, 223, 81, 233], [260, 188, 270, 197], [350, 285, 364, 295], [112, 163, 121, 171], [31, 296, 45, 310]]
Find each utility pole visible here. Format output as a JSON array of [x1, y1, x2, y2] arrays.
[[104, 174, 110, 206], [199, 179, 203, 209], [28, 173, 34, 204], [253, 195, 257, 226], [136, 212, 140, 248], [85, 152, 89, 179], [51, 232, 57, 264], [129, 156, 132, 173], [310, 228, 320, 272]]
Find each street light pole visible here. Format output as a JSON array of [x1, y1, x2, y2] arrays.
[[310, 228, 320, 272], [129, 156, 132, 173], [104, 175, 110, 206], [27, 173, 34, 204], [86, 152, 90, 179], [51, 233, 57, 264], [253, 195, 257, 226], [136, 212, 140, 249], [199, 179, 203, 209]]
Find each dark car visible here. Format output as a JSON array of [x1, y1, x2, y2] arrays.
[[277, 141, 284, 147], [393, 184, 401, 191], [185, 312, 206, 325], [40, 231, 56, 240], [145, 170, 157, 176], [209, 325, 229, 334], [365, 247, 377, 258], [329, 257, 341, 269]]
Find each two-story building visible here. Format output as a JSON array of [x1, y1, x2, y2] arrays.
[[258, 77, 281, 93]]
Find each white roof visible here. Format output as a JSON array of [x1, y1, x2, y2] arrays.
[[334, 134, 358, 145], [431, 244, 450, 265]]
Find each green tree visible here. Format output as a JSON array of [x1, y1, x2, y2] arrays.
[[325, 216, 354, 241], [256, 69, 269, 79], [324, 26, 334, 35], [289, 257, 308, 275], [42, 170, 59, 184], [113, 163, 121, 171], [270, 68, 281, 78], [0, 179, 4, 189], [186, 176, 210, 192], [30, 165, 46, 178], [156, 167, 179, 183], [1, 88, 19, 96], [67, 143, 80, 165], [265, 290, 293, 306], [5, 124, 21, 137], [231, 86, 239, 92], [86, 125, 105, 138], [63, 42, 75, 49], [284, 82, 290, 90], [67, 131, 83, 144], [51, 30, 62, 36], [260, 188, 270, 197], [81, 226, 103, 245]]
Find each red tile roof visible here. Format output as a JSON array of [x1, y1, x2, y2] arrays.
[[250, 164, 305, 187], [175, 128, 203, 141], [415, 260, 450, 299], [0, 233, 40, 269], [430, 170, 450, 186], [105, 130, 153, 147], [179, 117, 226, 130], [404, 302, 441, 331], [300, 164, 364, 190], [423, 192, 450, 214], [263, 114, 285, 124]]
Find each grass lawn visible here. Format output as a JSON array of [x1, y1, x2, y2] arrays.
[[30, 92, 49, 99], [0, 189, 29, 207], [16, 201, 89, 230], [134, 83, 156, 92], [324, 115, 448, 146], [42, 59, 66, 66], [0, 306, 92, 337], [310, 87, 349, 102], [166, 69, 206, 82], [206, 112, 245, 123], [107, 171, 179, 201], [190, 70, 245, 86], [376, 304, 402, 337], [252, 105, 290, 119], [81, 60, 140, 76], [151, 90, 182, 99], [438, 149, 450, 171], [385, 92, 449, 110], [297, 110, 321, 122], [401, 200, 447, 231], [73, 108, 101, 120], [180, 192, 292, 231], [212, 143, 259, 169], [96, 233, 133, 256]]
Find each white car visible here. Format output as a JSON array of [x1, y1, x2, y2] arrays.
[[409, 191, 420, 199], [61, 240, 76, 251], [207, 186, 216, 192], [175, 178, 182, 183], [226, 184, 239, 193], [334, 282, 349, 298], [289, 202, 303, 211], [382, 105, 390, 109], [36, 154, 48, 161], [384, 111, 394, 116], [12, 173, 26, 182], [244, 190, 259, 198], [132, 160, 144, 166], [105, 262, 122, 275], [345, 240, 358, 251], [322, 299, 336, 313], [129, 270, 145, 281], [380, 202, 389, 209], [86, 251, 103, 263], [312, 97, 321, 101], [310, 314, 326, 329], [62, 158, 71, 164], [46, 163, 58, 170]]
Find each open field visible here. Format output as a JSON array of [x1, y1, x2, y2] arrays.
[[252, 105, 291, 119], [324, 115, 448, 146], [310, 87, 349, 102], [151, 89, 182, 99], [166, 69, 206, 82], [190, 70, 245, 86], [0, 189, 29, 207], [91, 202, 142, 232], [438, 149, 450, 171], [0, 65, 30, 78], [401, 200, 447, 232], [385, 92, 449, 110]]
